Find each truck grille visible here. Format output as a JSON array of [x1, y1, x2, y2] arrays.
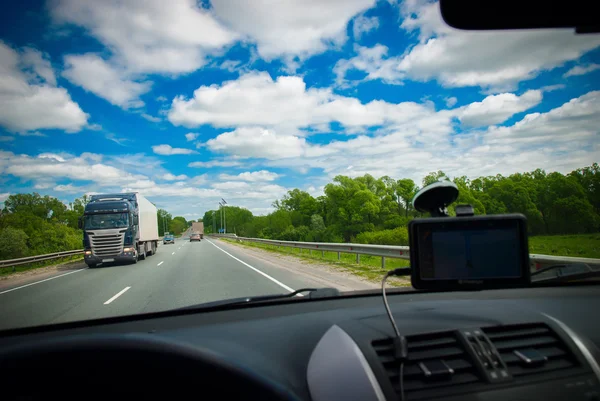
[[89, 231, 125, 257]]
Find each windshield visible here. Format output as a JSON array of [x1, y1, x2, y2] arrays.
[[0, 0, 598, 331], [84, 213, 129, 230]]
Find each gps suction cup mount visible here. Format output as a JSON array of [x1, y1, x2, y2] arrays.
[[412, 181, 459, 217]]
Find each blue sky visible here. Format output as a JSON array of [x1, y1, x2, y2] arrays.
[[1, 0, 599, 219]]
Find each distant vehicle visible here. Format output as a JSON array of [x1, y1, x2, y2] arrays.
[[78, 193, 159, 268], [163, 234, 174, 244], [190, 233, 201, 242], [191, 222, 204, 239]]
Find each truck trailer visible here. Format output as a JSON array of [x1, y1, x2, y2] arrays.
[[78, 193, 159, 268], [191, 221, 204, 239]]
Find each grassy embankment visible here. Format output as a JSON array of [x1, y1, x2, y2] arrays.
[[528, 233, 600, 258]]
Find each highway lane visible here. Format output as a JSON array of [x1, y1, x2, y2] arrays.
[[0, 237, 330, 331]]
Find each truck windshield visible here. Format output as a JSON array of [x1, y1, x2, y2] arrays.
[[84, 213, 129, 230]]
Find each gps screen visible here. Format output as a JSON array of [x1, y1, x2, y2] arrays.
[[418, 227, 522, 280]]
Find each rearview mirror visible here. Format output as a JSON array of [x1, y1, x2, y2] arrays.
[[439, 0, 599, 33], [133, 215, 139, 225], [78, 217, 83, 229]]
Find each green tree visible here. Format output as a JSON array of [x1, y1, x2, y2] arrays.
[[309, 214, 326, 241], [274, 189, 318, 227], [0, 227, 29, 259], [157, 209, 172, 236], [422, 171, 449, 187], [452, 176, 485, 215], [170, 216, 187, 235], [268, 210, 292, 237], [395, 178, 417, 217], [569, 163, 600, 214], [324, 175, 381, 241]]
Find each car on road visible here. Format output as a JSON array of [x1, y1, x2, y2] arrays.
[[190, 233, 201, 242], [163, 234, 175, 245]]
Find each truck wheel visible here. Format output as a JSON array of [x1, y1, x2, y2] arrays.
[[87, 263, 97, 269], [148, 242, 154, 257], [138, 245, 146, 260]]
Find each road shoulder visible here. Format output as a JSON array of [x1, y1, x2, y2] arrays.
[[0, 260, 87, 291], [213, 238, 379, 291]]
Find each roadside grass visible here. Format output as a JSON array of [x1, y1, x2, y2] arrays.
[[529, 233, 600, 259], [222, 239, 411, 287], [0, 255, 84, 278]]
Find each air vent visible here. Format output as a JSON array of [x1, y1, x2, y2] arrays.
[[372, 331, 481, 400], [483, 323, 578, 378]]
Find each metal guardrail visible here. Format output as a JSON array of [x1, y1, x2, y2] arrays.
[[212, 235, 600, 271], [0, 250, 84, 270]]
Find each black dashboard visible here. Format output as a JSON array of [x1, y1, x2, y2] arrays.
[[1, 285, 599, 401]]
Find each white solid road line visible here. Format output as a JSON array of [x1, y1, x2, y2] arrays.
[[157, 261, 164, 266], [205, 239, 303, 296], [104, 286, 131, 305], [0, 268, 89, 295]]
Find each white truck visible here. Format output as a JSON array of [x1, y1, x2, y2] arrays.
[[78, 193, 159, 268]]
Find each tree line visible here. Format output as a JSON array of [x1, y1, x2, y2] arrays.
[[203, 163, 599, 245]]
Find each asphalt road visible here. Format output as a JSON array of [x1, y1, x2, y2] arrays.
[[0, 237, 335, 331]]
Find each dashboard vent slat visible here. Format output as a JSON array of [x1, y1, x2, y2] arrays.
[[372, 332, 482, 400], [482, 323, 578, 378], [492, 335, 558, 350]]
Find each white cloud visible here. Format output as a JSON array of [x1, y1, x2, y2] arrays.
[[0, 193, 10, 203], [185, 132, 198, 141], [34, 182, 54, 189], [80, 152, 104, 163], [122, 181, 218, 198], [211, 181, 251, 190], [54, 183, 85, 193], [483, 91, 600, 147], [104, 132, 129, 146], [263, 91, 600, 183], [563, 63, 600, 78], [160, 173, 189, 181], [217, 60, 242, 73], [458, 90, 543, 127], [541, 84, 566, 92], [63, 54, 151, 109], [353, 15, 379, 39], [152, 144, 197, 155], [156, 96, 168, 102], [219, 170, 280, 182], [189, 174, 208, 185], [335, 1, 600, 91], [445, 97, 457, 107], [51, 0, 238, 75], [141, 113, 161, 122], [20, 48, 57, 86], [206, 127, 308, 159], [334, 44, 401, 87], [38, 153, 67, 162], [211, 0, 375, 60], [0, 42, 89, 133], [188, 160, 243, 168], [168, 71, 441, 134], [0, 150, 146, 186]]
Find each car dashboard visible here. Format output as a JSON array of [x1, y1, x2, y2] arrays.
[[0, 285, 599, 401]]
